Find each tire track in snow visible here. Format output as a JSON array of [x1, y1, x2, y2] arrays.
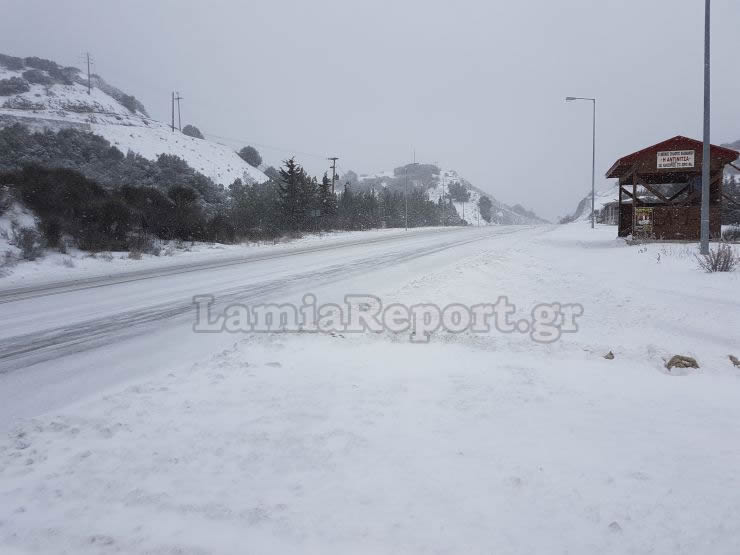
[[0, 227, 528, 372]]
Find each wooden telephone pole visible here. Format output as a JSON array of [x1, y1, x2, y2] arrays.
[[175, 92, 184, 131], [328, 157, 339, 194], [86, 53, 92, 95]]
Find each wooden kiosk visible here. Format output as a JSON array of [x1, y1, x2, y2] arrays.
[[606, 136, 739, 240]]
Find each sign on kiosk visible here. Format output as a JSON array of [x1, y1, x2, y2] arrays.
[[656, 150, 695, 169]]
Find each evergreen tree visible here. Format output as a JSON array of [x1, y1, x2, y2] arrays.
[[238, 146, 263, 168], [478, 195, 493, 223], [337, 183, 357, 230], [318, 173, 337, 229], [277, 158, 316, 231], [277, 158, 302, 231], [182, 125, 204, 139]]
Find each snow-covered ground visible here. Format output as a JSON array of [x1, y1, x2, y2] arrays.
[[1, 223, 739, 554]]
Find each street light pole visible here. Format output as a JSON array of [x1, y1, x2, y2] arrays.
[[405, 167, 409, 231], [566, 96, 597, 229], [404, 162, 419, 231], [700, 0, 711, 254]]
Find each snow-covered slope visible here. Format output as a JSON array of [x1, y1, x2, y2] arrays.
[[358, 165, 547, 225], [564, 185, 619, 224], [721, 139, 740, 182], [0, 54, 267, 186], [427, 169, 547, 225]]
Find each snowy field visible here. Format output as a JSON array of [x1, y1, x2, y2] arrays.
[[1, 223, 739, 554]]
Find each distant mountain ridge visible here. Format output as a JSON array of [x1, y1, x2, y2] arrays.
[[0, 53, 267, 186], [355, 164, 548, 225]]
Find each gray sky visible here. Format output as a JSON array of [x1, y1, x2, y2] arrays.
[[2, 0, 739, 220]]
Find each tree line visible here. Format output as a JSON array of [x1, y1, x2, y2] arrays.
[[0, 126, 495, 257]]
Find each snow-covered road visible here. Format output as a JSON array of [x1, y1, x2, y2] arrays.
[[1, 223, 739, 554], [0, 225, 533, 427]]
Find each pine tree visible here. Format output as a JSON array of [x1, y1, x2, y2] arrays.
[[318, 172, 337, 229], [278, 158, 304, 231], [478, 195, 493, 223], [338, 183, 357, 230]]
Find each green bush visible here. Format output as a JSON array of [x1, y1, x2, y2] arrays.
[[22, 69, 53, 86], [23, 56, 57, 72], [0, 54, 24, 71], [120, 94, 139, 113], [0, 77, 30, 96], [183, 125, 205, 139]]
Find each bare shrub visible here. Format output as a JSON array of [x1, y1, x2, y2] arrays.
[[695, 243, 738, 273], [11, 227, 45, 261], [128, 250, 142, 260], [128, 232, 162, 256], [99, 251, 114, 262], [61, 257, 75, 268], [2, 96, 44, 110]]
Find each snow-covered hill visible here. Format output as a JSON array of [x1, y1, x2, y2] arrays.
[[0, 54, 267, 186], [721, 139, 740, 182], [358, 165, 547, 225], [563, 186, 619, 224]]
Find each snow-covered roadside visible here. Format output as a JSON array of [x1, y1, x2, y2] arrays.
[[0, 226, 458, 291], [1, 222, 739, 554]]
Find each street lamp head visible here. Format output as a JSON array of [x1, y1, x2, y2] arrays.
[[565, 97, 576, 101]]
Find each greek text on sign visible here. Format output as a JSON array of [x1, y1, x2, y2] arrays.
[[657, 150, 695, 169]]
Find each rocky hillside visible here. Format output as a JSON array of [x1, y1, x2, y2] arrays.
[[0, 53, 266, 186]]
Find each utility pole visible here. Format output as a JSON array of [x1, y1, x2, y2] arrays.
[[175, 92, 184, 131], [565, 96, 597, 229], [171, 92, 175, 132], [700, 0, 711, 254], [85, 53, 93, 95], [405, 161, 419, 230], [328, 157, 338, 195], [405, 166, 409, 231], [442, 175, 446, 226], [591, 100, 596, 229]]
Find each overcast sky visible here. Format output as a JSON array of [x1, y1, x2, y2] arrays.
[[2, 0, 739, 220]]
